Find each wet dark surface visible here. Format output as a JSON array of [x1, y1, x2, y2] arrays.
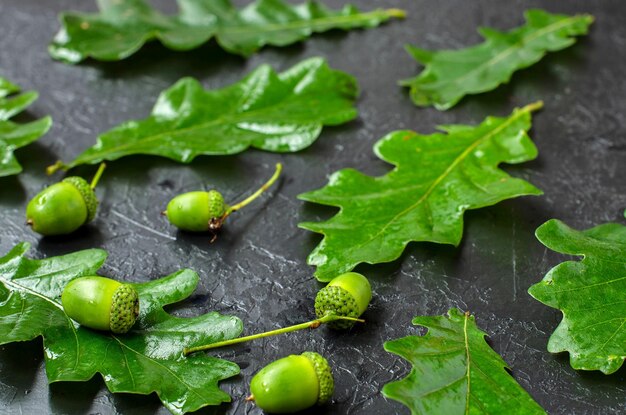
[[1, 0, 625, 414]]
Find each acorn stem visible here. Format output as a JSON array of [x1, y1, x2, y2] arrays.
[[90, 163, 107, 189], [182, 313, 363, 356], [226, 163, 282, 215]]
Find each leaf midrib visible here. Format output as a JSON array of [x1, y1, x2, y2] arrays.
[[461, 316, 516, 414], [217, 9, 390, 35], [548, 275, 626, 293], [463, 313, 472, 414], [87, 8, 391, 41]]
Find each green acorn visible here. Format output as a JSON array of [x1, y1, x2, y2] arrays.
[[248, 351, 334, 413], [61, 276, 139, 334], [315, 272, 372, 329], [183, 272, 372, 355], [26, 163, 106, 236], [164, 163, 282, 236]]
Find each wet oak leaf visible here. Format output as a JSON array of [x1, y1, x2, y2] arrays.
[[401, 9, 593, 110], [0, 243, 242, 414], [50, 0, 405, 63], [528, 219, 626, 374], [383, 308, 545, 415], [50, 58, 358, 171], [0, 77, 52, 177], [299, 103, 543, 281]]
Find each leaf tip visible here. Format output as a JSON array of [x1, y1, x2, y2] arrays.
[[7, 242, 31, 258], [581, 13, 595, 25], [404, 45, 433, 64], [42, 115, 54, 128], [534, 218, 561, 241]]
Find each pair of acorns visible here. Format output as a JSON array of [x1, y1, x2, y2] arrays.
[[26, 163, 282, 237], [248, 272, 372, 413], [62, 272, 372, 413]]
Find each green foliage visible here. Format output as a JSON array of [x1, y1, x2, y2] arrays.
[[402, 9, 593, 110], [299, 103, 543, 281], [50, 0, 405, 63], [528, 219, 626, 374], [0, 243, 242, 414], [0, 77, 52, 177], [50, 58, 358, 171], [383, 309, 545, 415]]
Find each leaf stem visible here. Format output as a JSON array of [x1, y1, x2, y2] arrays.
[[521, 100, 544, 113], [385, 8, 407, 19], [183, 313, 363, 356], [226, 163, 282, 214], [46, 161, 69, 176], [90, 163, 106, 189]]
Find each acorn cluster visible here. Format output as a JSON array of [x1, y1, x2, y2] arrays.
[[27, 161, 373, 414]]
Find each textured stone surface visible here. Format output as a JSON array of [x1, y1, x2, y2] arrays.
[[0, 0, 624, 414]]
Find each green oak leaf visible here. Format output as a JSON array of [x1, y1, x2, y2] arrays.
[[50, 57, 358, 172], [383, 308, 545, 415], [0, 78, 20, 97], [0, 243, 242, 414], [528, 219, 626, 374], [50, 0, 405, 63], [401, 9, 593, 110], [299, 102, 543, 281], [0, 77, 52, 177]]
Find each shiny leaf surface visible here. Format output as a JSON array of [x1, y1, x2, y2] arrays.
[[299, 103, 543, 281], [54, 57, 358, 170], [50, 0, 404, 63], [402, 9, 593, 110], [528, 219, 626, 374], [0, 243, 242, 414], [383, 308, 545, 415], [0, 77, 52, 177]]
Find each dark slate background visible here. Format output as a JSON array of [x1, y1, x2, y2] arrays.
[[0, 0, 625, 414]]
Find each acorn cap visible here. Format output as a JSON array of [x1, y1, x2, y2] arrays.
[[63, 176, 98, 223], [301, 352, 334, 405], [315, 285, 360, 329], [109, 284, 139, 334], [207, 190, 227, 219]]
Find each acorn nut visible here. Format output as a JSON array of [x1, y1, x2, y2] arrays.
[[315, 272, 372, 329], [61, 276, 139, 334], [165, 190, 228, 232], [248, 351, 333, 413], [163, 163, 282, 237], [26, 163, 106, 236]]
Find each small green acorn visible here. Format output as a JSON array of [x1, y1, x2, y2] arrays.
[[61, 276, 139, 334], [26, 163, 106, 236], [248, 351, 333, 413], [315, 272, 372, 329], [163, 163, 282, 237], [183, 272, 372, 355]]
